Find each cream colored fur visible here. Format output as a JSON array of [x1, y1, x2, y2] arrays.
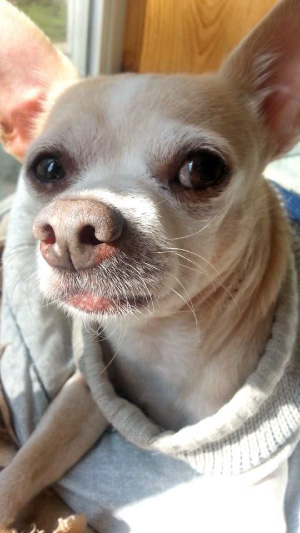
[[0, 0, 299, 529]]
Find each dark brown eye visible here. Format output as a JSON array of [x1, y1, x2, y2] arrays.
[[33, 158, 65, 182], [177, 151, 227, 189]]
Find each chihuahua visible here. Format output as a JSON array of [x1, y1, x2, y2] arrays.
[[0, 0, 299, 531]]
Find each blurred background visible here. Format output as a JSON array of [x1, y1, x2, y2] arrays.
[[1, 0, 68, 199], [1, 0, 299, 200]]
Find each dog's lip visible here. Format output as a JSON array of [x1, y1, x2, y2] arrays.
[[67, 294, 114, 313], [66, 292, 151, 314]]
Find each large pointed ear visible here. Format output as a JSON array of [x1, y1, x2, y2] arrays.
[[0, 1, 77, 161], [221, 0, 300, 159]]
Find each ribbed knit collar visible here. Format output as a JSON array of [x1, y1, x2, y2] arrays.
[[76, 227, 300, 476]]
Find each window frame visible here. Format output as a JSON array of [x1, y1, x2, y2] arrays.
[[67, 0, 127, 77]]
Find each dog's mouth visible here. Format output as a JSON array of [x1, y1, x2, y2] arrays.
[[39, 236, 170, 317], [65, 292, 152, 315]]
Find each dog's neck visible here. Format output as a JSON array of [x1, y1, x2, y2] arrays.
[[104, 183, 290, 429], [192, 182, 289, 370]]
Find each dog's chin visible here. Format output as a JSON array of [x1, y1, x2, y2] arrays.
[[67, 293, 120, 313], [58, 291, 154, 321]]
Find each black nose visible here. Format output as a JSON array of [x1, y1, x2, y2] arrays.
[[33, 199, 123, 271]]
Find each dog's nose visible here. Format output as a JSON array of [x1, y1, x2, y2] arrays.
[[33, 199, 123, 271]]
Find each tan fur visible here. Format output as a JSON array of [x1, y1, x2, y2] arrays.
[[0, 0, 299, 528]]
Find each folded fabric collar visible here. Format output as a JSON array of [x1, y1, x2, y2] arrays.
[[76, 218, 300, 478], [2, 177, 300, 478]]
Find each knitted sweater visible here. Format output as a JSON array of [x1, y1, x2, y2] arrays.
[[1, 176, 300, 532], [74, 221, 300, 481]]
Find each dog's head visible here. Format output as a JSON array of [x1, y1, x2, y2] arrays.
[[1, 0, 299, 324]]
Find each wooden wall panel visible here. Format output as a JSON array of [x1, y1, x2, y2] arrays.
[[122, 0, 277, 74]]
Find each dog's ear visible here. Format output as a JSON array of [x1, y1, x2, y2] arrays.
[[222, 0, 300, 159], [0, 1, 77, 161]]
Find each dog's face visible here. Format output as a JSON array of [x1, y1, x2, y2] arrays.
[[1, 0, 300, 324], [25, 73, 262, 322]]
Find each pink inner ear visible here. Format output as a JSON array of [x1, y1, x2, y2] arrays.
[[260, 39, 300, 156], [0, 2, 77, 160], [1, 87, 46, 160], [223, 0, 300, 159], [263, 83, 300, 156]]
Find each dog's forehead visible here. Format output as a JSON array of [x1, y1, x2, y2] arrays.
[[39, 73, 254, 169], [49, 73, 238, 132]]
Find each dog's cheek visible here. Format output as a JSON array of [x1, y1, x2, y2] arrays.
[[36, 252, 57, 298]]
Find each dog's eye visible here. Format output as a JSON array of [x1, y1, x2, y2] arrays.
[[33, 158, 65, 182], [177, 151, 227, 189]]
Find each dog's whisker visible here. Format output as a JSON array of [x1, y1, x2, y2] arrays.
[[82, 316, 100, 340], [167, 284, 199, 331], [164, 247, 224, 279], [160, 245, 240, 307], [24, 270, 41, 320], [162, 249, 240, 315], [99, 323, 120, 343], [170, 275, 200, 334], [100, 324, 126, 377], [4, 243, 36, 251], [2, 249, 33, 268], [169, 214, 218, 241], [9, 260, 35, 305], [180, 260, 240, 316], [158, 249, 211, 279], [127, 263, 156, 315]]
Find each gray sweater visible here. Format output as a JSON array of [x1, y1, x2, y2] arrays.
[[75, 229, 300, 479], [1, 176, 300, 532]]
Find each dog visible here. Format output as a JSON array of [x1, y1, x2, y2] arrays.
[[0, 0, 300, 531]]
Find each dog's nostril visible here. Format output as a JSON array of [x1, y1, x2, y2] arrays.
[[42, 224, 56, 245], [79, 225, 103, 246], [34, 222, 56, 245]]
